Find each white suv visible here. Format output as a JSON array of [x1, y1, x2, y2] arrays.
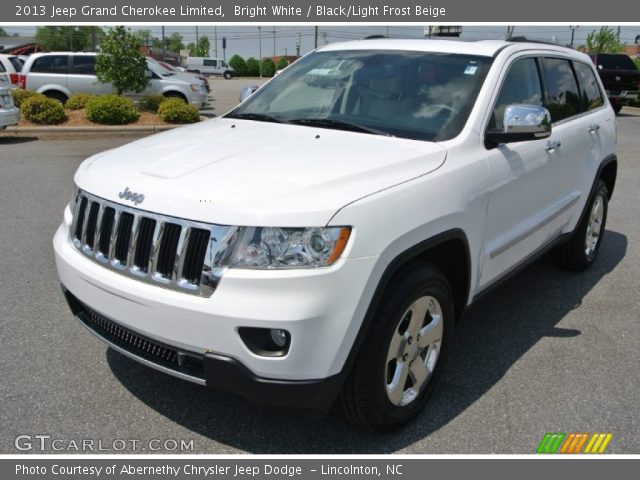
[[54, 39, 617, 430]]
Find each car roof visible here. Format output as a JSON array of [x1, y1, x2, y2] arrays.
[[317, 38, 580, 58], [28, 52, 97, 58]]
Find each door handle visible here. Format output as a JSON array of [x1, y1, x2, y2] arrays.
[[545, 140, 562, 152], [588, 123, 601, 133]]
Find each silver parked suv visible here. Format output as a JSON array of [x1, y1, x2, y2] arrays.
[[18, 52, 208, 108]]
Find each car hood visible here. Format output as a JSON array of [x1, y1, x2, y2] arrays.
[[75, 118, 447, 226]]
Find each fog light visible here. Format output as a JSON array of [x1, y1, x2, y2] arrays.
[[270, 329, 288, 348], [238, 327, 291, 357]]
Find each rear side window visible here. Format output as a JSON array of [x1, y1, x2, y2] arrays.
[[9, 57, 23, 72], [490, 57, 544, 130], [72, 56, 96, 75], [574, 61, 604, 111], [203, 59, 217, 67], [0, 62, 5, 73], [541, 58, 581, 122], [31, 55, 69, 74]]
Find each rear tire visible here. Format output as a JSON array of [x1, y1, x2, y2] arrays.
[[334, 263, 453, 431], [43, 91, 68, 105], [612, 104, 623, 115], [551, 179, 609, 271]]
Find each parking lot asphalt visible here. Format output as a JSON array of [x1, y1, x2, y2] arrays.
[[201, 76, 268, 118], [0, 111, 638, 454]]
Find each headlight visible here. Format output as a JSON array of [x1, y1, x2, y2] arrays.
[[225, 226, 351, 269]]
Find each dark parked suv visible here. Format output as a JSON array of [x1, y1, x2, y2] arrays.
[[589, 53, 640, 114]]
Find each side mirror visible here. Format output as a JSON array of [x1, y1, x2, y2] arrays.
[[486, 104, 552, 147], [238, 85, 259, 103], [145, 69, 155, 79]]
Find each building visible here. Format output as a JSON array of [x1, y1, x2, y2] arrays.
[[0, 36, 43, 55]]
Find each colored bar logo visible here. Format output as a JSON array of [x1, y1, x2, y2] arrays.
[[537, 433, 613, 454]]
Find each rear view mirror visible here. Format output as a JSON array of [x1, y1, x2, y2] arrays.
[[486, 104, 552, 147]]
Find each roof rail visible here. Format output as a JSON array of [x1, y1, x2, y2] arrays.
[[507, 36, 571, 48]]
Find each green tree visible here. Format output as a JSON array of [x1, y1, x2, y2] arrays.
[[246, 57, 260, 77], [151, 32, 184, 53], [96, 26, 148, 95], [228, 55, 247, 76], [35, 26, 102, 51], [585, 27, 625, 53], [196, 36, 210, 57], [0, 27, 8, 37], [260, 58, 276, 78], [166, 32, 184, 53], [276, 57, 289, 71], [151, 37, 164, 50], [134, 29, 154, 47], [186, 42, 196, 56]]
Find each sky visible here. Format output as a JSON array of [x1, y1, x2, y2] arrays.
[[1, 25, 639, 59]]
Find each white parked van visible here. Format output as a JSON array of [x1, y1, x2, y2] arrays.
[[186, 57, 235, 79]]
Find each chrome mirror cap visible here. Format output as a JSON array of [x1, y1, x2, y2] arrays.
[[503, 104, 552, 138]]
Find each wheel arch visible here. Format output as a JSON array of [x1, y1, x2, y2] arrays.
[[37, 85, 71, 100], [339, 229, 471, 378], [162, 90, 188, 102], [598, 154, 617, 200]]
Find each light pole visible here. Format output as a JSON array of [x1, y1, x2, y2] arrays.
[[570, 25, 580, 47], [258, 26, 262, 77]]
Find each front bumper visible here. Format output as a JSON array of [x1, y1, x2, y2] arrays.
[[189, 90, 209, 109], [63, 288, 344, 410], [54, 216, 379, 408]]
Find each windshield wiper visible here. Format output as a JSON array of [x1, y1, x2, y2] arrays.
[[226, 112, 288, 124], [289, 118, 393, 137]]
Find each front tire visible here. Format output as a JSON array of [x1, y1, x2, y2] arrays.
[[223, 71, 233, 80], [334, 263, 453, 431], [552, 179, 609, 270]]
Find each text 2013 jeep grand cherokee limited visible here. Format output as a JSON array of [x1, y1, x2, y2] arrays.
[[54, 39, 617, 430]]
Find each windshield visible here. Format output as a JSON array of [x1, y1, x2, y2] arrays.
[[228, 49, 492, 141], [147, 59, 175, 77]]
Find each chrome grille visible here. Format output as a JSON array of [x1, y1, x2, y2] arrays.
[[70, 190, 236, 297]]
